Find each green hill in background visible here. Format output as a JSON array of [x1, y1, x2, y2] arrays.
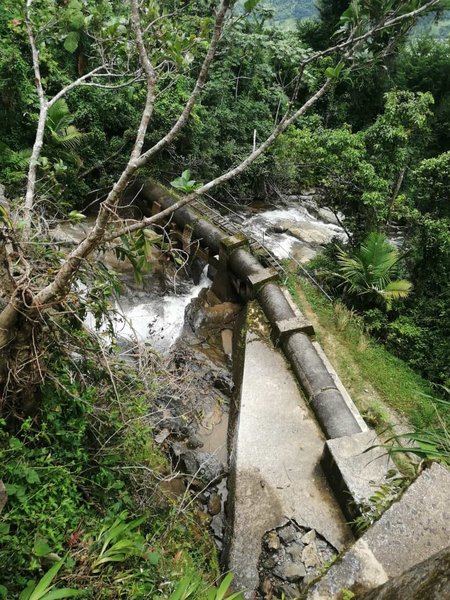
[[240, 1, 449, 36], [266, 0, 317, 21], [236, 0, 318, 26]]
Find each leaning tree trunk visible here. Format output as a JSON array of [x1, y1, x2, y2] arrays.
[[0, 293, 45, 419]]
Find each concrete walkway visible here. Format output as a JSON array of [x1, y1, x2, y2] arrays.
[[227, 325, 353, 594]]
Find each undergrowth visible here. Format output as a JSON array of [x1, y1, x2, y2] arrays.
[[0, 340, 220, 598]]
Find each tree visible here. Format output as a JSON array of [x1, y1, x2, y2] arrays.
[[0, 0, 442, 414]]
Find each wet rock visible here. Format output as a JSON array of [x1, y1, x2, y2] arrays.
[[287, 225, 330, 246], [186, 297, 241, 333], [268, 224, 288, 234], [274, 560, 306, 582], [266, 531, 282, 551], [206, 289, 222, 306], [212, 370, 233, 395], [189, 258, 208, 285], [207, 494, 222, 516]]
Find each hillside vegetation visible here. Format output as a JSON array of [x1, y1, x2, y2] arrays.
[[1, 0, 449, 597]]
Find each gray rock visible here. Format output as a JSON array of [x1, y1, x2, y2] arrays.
[[262, 556, 278, 569], [279, 583, 302, 599], [211, 514, 224, 539], [275, 560, 306, 582], [302, 529, 316, 545], [187, 435, 204, 449], [279, 525, 297, 544], [154, 428, 171, 444], [302, 542, 321, 568], [197, 452, 223, 482], [288, 543, 304, 562]]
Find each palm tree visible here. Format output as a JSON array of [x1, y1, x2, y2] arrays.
[[335, 231, 412, 309], [46, 99, 83, 152]]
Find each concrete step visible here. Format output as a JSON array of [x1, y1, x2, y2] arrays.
[[321, 430, 397, 528], [306, 462, 450, 599]]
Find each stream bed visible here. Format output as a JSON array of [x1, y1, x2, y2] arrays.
[[80, 194, 347, 558]]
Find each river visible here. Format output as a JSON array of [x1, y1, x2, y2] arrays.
[[110, 196, 346, 351]]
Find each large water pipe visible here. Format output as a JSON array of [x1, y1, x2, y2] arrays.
[[135, 182, 363, 439]]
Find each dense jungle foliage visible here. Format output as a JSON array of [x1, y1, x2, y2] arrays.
[[1, 0, 448, 385], [1, 0, 449, 597]]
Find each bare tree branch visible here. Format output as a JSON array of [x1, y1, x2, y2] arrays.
[[106, 78, 333, 241], [23, 0, 48, 235], [31, 0, 233, 308], [136, 0, 232, 166]]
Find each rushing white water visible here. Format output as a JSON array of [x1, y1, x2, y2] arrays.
[[242, 205, 347, 260], [112, 268, 211, 352], [86, 199, 346, 351]]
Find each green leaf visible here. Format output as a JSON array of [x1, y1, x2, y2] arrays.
[[26, 469, 41, 484], [148, 551, 160, 565], [63, 31, 80, 54], [41, 589, 83, 599], [29, 559, 65, 599], [244, 0, 262, 12], [0, 585, 8, 599], [325, 63, 344, 81], [19, 581, 35, 600], [215, 573, 235, 600], [34, 539, 52, 557], [68, 211, 86, 222]]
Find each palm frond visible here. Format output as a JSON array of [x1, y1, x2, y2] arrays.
[[47, 100, 74, 133], [47, 101, 83, 150]]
